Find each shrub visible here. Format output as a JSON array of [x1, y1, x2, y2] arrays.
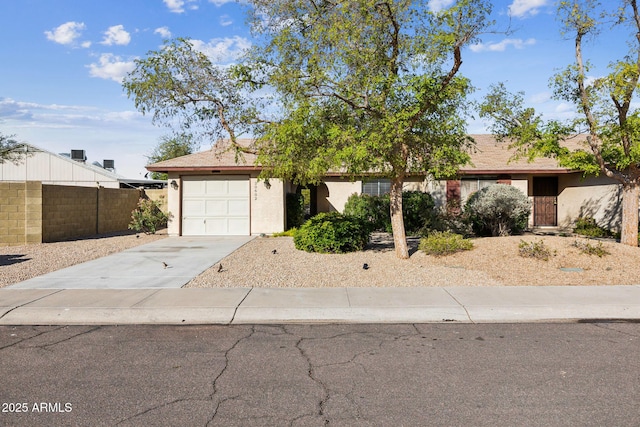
[[571, 239, 610, 257], [343, 191, 438, 235], [573, 216, 611, 238], [343, 193, 390, 232], [419, 231, 474, 256], [399, 191, 437, 234], [518, 239, 555, 261], [293, 212, 370, 253], [128, 198, 169, 234], [465, 184, 531, 237], [272, 228, 297, 237], [286, 193, 305, 230]]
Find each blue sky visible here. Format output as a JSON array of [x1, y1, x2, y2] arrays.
[[0, 0, 633, 179]]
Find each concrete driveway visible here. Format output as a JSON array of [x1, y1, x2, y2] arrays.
[[9, 236, 254, 290]]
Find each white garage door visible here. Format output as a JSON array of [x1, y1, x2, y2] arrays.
[[182, 175, 250, 235]]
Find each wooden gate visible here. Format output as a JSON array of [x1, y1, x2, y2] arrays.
[[533, 177, 558, 226]]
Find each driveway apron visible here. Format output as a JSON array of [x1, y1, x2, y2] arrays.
[[9, 236, 254, 289]]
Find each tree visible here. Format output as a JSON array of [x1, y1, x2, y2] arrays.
[[250, 0, 493, 258], [147, 134, 198, 180], [0, 132, 29, 164], [123, 1, 494, 259], [479, 0, 640, 246]]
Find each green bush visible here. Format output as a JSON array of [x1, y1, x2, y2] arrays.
[[272, 228, 297, 237], [128, 198, 169, 234], [518, 239, 555, 261], [573, 216, 611, 238], [293, 212, 370, 253], [418, 231, 474, 256], [343, 193, 390, 232], [343, 191, 437, 235], [465, 184, 531, 237], [286, 193, 305, 230]]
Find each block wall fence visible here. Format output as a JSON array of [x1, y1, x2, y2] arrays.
[[0, 182, 166, 245]]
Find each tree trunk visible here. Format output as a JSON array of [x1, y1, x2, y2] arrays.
[[620, 182, 639, 247], [389, 176, 410, 259]]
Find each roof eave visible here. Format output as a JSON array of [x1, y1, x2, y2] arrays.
[[145, 165, 263, 173]]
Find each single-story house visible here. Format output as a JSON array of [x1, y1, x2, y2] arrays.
[[0, 144, 165, 189], [146, 135, 623, 236]]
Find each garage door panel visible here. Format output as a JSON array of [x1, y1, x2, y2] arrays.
[[205, 200, 229, 215], [182, 176, 250, 236], [228, 199, 249, 215]]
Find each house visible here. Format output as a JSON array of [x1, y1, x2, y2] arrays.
[[0, 143, 165, 189], [146, 135, 623, 236]]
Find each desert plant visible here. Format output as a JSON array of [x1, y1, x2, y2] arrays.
[[293, 212, 370, 253], [286, 192, 305, 230], [571, 239, 610, 257], [129, 198, 169, 234], [465, 184, 531, 237], [419, 231, 474, 256], [518, 239, 555, 261], [573, 216, 611, 238]]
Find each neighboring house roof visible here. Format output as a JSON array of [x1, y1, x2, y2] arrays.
[[0, 143, 165, 188], [147, 135, 588, 176]]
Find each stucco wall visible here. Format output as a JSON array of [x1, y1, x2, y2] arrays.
[[558, 173, 621, 231], [322, 179, 362, 212], [251, 176, 285, 234]]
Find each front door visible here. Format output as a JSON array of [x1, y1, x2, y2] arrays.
[[533, 177, 558, 226]]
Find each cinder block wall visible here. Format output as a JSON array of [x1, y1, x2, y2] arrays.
[[98, 187, 142, 234], [42, 185, 143, 242], [0, 181, 43, 245], [144, 188, 168, 212], [1, 182, 147, 245], [42, 185, 99, 242]]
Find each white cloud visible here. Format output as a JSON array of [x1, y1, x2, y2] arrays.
[[101, 25, 131, 46], [190, 36, 252, 63], [219, 15, 233, 27], [154, 26, 172, 38], [163, 0, 198, 13], [87, 54, 136, 83], [208, 0, 237, 5], [508, 0, 548, 18], [470, 38, 536, 52], [529, 92, 551, 104], [44, 21, 86, 46], [428, 0, 454, 12]]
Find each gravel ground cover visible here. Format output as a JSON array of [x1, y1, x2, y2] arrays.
[[186, 233, 640, 288], [2, 231, 639, 288], [0, 231, 167, 287]]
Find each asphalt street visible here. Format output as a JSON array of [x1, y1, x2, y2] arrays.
[[1, 323, 639, 426]]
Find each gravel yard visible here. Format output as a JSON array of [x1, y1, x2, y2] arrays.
[[186, 233, 640, 288], [2, 231, 640, 288]]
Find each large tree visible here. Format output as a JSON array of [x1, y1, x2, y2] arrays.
[[479, 0, 640, 246], [147, 133, 198, 180], [124, 1, 494, 259]]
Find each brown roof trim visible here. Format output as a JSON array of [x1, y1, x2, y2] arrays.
[[459, 169, 574, 175], [146, 166, 262, 172]]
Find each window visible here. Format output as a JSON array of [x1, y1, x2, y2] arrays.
[[460, 178, 497, 203], [362, 179, 391, 196]]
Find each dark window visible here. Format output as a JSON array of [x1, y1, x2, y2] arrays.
[[362, 179, 391, 196]]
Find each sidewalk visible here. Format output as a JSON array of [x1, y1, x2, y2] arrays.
[[1, 285, 639, 325]]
